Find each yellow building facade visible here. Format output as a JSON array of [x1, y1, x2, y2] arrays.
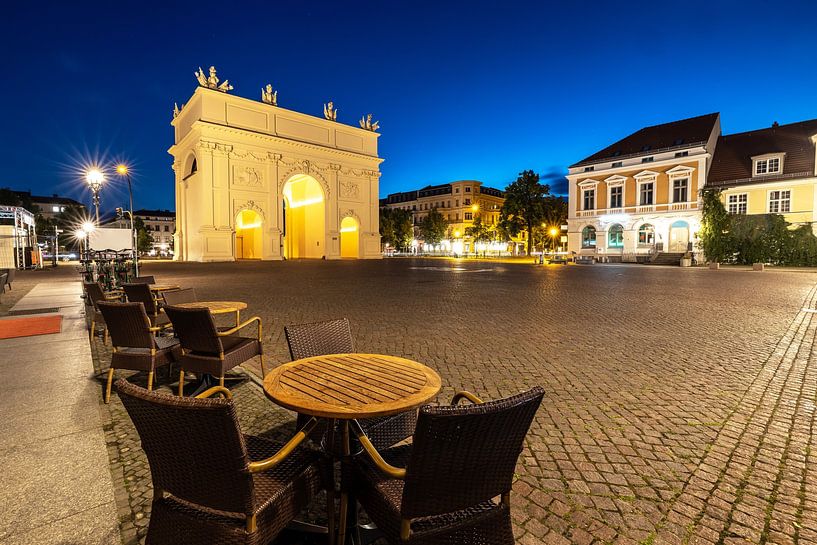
[[567, 113, 720, 261], [708, 120, 817, 229]]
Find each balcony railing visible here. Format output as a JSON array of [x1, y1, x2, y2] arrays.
[[576, 201, 698, 218]]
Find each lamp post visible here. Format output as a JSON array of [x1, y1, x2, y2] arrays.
[[116, 164, 139, 277], [85, 168, 105, 223], [549, 227, 559, 252], [81, 222, 95, 257]]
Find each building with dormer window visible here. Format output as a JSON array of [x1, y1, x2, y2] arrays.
[[707, 119, 817, 229], [567, 113, 721, 262]]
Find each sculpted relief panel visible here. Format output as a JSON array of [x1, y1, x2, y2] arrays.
[[339, 178, 360, 200], [232, 164, 264, 189]]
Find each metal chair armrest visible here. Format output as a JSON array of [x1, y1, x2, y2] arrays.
[[248, 417, 317, 473], [217, 316, 262, 338], [195, 386, 233, 399], [451, 390, 485, 405], [351, 419, 406, 480]]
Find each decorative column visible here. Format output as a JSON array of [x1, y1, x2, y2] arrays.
[[266, 152, 283, 260], [326, 163, 342, 258], [171, 161, 184, 260]]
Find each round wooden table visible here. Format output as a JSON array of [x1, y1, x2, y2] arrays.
[[173, 301, 248, 326], [263, 353, 441, 419], [264, 353, 440, 545]]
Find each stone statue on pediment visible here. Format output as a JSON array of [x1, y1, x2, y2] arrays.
[[323, 101, 338, 121], [195, 66, 233, 92], [359, 113, 380, 131], [261, 84, 278, 105]]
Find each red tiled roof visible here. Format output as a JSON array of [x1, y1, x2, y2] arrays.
[[707, 119, 817, 188], [571, 113, 720, 167]]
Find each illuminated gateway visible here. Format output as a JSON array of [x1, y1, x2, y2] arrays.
[[169, 66, 383, 261]]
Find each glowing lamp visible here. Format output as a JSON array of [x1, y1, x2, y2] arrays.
[[85, 169, 104, 189], [116, 164, 129, 175], [82, 222, 95, 233]]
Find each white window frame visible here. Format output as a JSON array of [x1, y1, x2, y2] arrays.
[[605, 175, 627, 210], [672, 177, 689, 203], [577, 179, 599, 211], [753, 154, 785, 177], [727, 193, 748, 215], [768, 189, 791, 214], [634, 171, 659, 206], [666, 165, 695, 204]]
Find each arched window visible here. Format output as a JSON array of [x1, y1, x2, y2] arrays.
[[608, 224, 624, 247], [581, 226, 596, 248], [638, 223, 655, 245]]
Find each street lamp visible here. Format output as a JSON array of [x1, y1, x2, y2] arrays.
[[549, 227, 559, 251], [116, 164, 139, 276], [85, 168, 105, 223]]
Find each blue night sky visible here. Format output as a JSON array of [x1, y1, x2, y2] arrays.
[[2, 0, 816, 213]]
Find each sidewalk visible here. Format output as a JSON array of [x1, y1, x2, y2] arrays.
[[0, 278, 119, 545]]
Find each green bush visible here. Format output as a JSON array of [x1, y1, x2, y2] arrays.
[[701, 189, 817, 266]]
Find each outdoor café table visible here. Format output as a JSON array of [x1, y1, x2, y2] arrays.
[[263, 353, 441, 545]]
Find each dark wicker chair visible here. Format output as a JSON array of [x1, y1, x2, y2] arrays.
[[84, 281, 122, 343], [164, 305, 264, 395], [98, 301, 181, 403], [123, 283, 170, 328], [162, 288, 197, 306], [284, 319, 417, 452], [350, 387, 544, 545], [130, 275, 156, 284], [0, 272, 6, 297], [116, 379, 333, 545]]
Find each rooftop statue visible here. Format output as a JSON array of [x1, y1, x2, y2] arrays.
[[261, 84, 278, 105], [359, 113, 380, 132], [323, 101, 338, 121], [195, 66, 233, 92], [173, 102, 183, 118]]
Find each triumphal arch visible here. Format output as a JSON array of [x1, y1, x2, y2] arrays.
[[168, 66, 383, 261]]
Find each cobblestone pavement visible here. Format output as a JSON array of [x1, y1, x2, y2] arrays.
[[83, 259, 817, 544]]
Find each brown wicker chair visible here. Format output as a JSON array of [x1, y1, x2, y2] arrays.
[[284, 319, 417, 452], [123, 283, 171, 328], [130, 275, 156, 284], [0, 272, 7, 296], [162, 288, 197, 306], [84, 281, 122, 343], [164, 305, 264, 395], [350, 387, 544, 545], [98, 301, 181, 403], [116, 379, 333, 545]]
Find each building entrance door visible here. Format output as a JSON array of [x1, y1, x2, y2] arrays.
[[668, 220, 689, 252]]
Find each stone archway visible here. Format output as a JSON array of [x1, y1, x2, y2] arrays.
[[340, 216, 359, 258], [282, 174, 326, 259], [235, 209, 263, 259]]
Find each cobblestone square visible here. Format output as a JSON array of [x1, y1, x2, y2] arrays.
[[89, 259, 817, 544]]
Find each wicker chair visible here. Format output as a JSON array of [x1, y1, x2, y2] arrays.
[[285, 319, 418, 452], [164, 305, 264, 395], [123, 283, 171, 328], [350, 387, 544, 545], [162, 288, 197, 306], [98, 301, 181, 403], [0, 268, 12, 292], [0, 272, 6, 297], [84, 281, 122, 343], [116, 379, 333, 545], [130, 275, 156, 284]]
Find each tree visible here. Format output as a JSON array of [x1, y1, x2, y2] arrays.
[[392, 208, 414, 251], [464, 214, 492, 254], [419, 208, 447, 247], [699, 189, 732, 263], [133, 216, 154, 254], [500, 170, 552, 255], [379, 208, 415, 251]]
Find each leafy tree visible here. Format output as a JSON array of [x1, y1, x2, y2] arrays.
[[419, 208, 447, 246], [133, 216, 154, 254], [699, 189, 732, 263], [464, 215, 492, 244], [379, 208, 397, 248], [500, 170, 552, 255], [379, 208, 415, 251]]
